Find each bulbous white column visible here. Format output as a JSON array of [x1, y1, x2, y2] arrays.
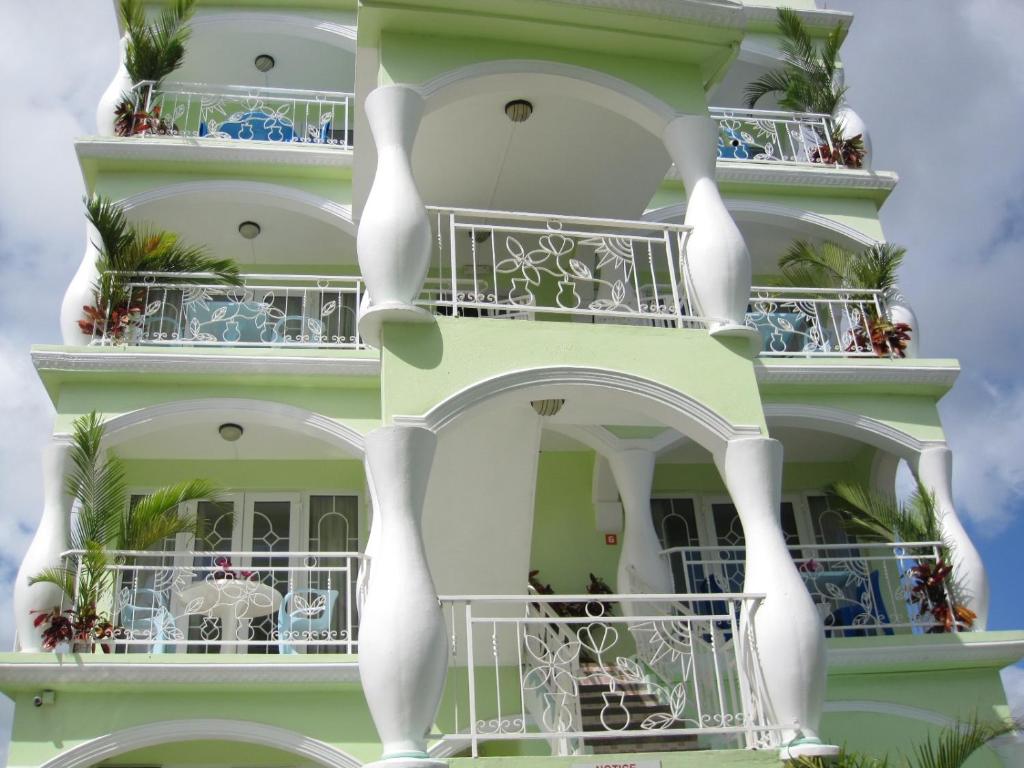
[[359, 426, 447, 767], [96, 34, 133, 137], [664, 115, 755, 340], [888, 296, 919, 358], [607, 450, 673, 596], [714, 438, 834, 756], [913, 446, 989, 629], [14, 440, 73, 652], [833, 105, 872, 170], [357, 85, 434, 348], [60, 223, 101, 345]]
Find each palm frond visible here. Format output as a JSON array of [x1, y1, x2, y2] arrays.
[[777, 8, 819, 72], [120, 0, 196, 86], [122, 480, 219, 552], [849, 243, 906, 296], [907, 718, 1018, 768], [129, 226, 242, 284], [28, 565, 77, 599], [827, 482, 944, 548], [744, 69, 796, 109], [64, 412, 126, 549]]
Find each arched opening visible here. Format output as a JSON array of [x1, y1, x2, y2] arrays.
[[413, 62, 679, 219], [42, 719, 362, 768], [61, 399, 367, 657]]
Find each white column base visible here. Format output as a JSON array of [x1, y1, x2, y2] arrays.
[[359, 303, 435, 349], [779, 740, 840, 761], [364, 758, 447, 768]]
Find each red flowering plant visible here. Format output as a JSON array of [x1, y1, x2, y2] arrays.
[[907, 560, 977, 633], [848, 318, 913, 358], [114, 99, 174, 137], [811, 134, 866, 168], [32, 605, 116, 652], [211, 556, 257, 581]]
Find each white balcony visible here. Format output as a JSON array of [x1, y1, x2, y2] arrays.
[[746, 286, 895, 357], [661, 542, 970, 637], [438, 593, 778, 755], [422, 207, 700, 328], [121, 82, 354, 148], [710, 107, 851, 167], [58, 549, 363, 655], [84, 272, 365, 349]]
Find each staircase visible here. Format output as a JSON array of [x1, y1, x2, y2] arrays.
[[578, 661, 701, 754]]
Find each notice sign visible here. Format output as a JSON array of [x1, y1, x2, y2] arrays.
[[575, 761, 660, 768]]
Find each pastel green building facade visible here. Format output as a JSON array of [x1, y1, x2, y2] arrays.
[[3, 1, 1019, 767]]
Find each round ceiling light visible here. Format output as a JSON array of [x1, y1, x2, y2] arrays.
[[238, 221, 261, 240], [504, 99, 533, 123], [254, 54, 276, 73], [530, 399, 564, 417], [218, 423, 244, 442]]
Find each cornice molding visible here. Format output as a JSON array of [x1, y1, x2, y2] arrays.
[[826, 635, 1024, 674], [392, 366, 762, 452], [754, 362, 960, 388], [32, 349, 379, 378], [664, 161, 899, 192], [36, 716, 362, 768], [743, 6, 852, 33], [542, 0, 745, 27], [0, 659, 360, 689], [75, 137, 353, 171]]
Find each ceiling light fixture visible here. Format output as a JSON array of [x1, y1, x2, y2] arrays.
[[504, 99, 533, 123], [254, 54, 276, 73], [218, 423, 244, 442], [531, 399, 565, 417], [238, 221, 261, 240]]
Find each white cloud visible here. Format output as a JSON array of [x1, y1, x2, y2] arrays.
[[833, 0, 1024, 532], [1003, 665, 1024, 721]]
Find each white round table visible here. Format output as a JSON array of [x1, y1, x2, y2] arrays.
[[178, 577, 283, 653]]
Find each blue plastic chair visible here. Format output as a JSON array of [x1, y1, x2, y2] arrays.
[[277, 588, 339, 654], [202, 111, 295, 143], [827, 571, 894, 637], [119, 588, 169, 653]]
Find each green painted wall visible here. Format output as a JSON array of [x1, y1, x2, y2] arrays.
[[378, 32, 707, 114], [380, 318, 766, 433], [529, 451, 618, 594], [122, 459, 365, 493]]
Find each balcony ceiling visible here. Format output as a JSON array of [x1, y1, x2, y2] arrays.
[[114, 419, 356, 461], [124, 195, 356, 268], [413, 89, 671, 219], [174, 28, 355, 93]]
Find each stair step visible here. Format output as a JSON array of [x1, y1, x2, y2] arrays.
[[580, 703, 670, 718], [579, 692, 660, 706], [587, 736, 701, 754]]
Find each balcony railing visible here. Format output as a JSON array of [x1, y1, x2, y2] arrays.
[[86, 272, 365, 349], [746, 285, 894, 357], [422, 207, 701, 328], [122, 81, 354, 148], [661, 542, 968, 637], [710, 107, 847, 167], [437, 593, 778, 756], [60, 549, 364, 655]]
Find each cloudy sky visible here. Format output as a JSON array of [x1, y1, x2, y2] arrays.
[[0, 0, 1022, 759]]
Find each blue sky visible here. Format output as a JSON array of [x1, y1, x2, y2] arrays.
[[0, 0, 1022, 758]]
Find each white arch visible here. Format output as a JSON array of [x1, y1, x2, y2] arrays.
[[116, 180, 356, 237], [394, 366, 762, 455], [763, 402, 945, 461], [417, 59, 680, 137], [645, 201, 879, 247], [190, 12, 356, 50], [65, 398, 365, 458], [41, 718, 362, 768]]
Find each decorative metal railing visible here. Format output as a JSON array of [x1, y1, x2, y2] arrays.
[[661, 541, 967, 637], [60, 549, 364, 654], [423, 207, 702, 328], [122, 81, 353, 148], [746, 286, 893, 357], [709, 107, 842, 166], [437, 593, 777, 756], [86, 272, 364, 348]]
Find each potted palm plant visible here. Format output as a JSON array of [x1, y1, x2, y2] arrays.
[[115, 0, 197, 137], [30, 412, 220, 652], [744, 9, 866, 168], [80, 195, 241, 343], [773, 239, 912, 358], [826, 482, 975, 633]]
